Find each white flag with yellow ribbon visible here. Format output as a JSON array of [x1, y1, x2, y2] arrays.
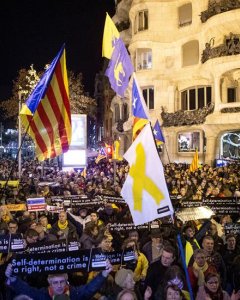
[[121, 123, 174, 225]]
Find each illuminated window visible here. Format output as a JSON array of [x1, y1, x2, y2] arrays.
[[142, 87, 154, 109], [178, 132, 200, 152], [136, 49, 152, 70], [181, 86, 212, 110], [134, 10, 148, 33]]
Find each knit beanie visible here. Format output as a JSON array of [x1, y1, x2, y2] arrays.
[[115, 269, 134, 288]]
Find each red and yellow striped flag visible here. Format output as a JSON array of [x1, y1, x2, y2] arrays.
[[189, 149, 199, 172], [20, 45, 71, 161]]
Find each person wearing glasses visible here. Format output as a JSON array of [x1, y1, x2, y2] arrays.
[[196, 272, 240, 300]]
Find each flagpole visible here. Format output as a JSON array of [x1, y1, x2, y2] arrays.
[[164, 143, 171, 164]]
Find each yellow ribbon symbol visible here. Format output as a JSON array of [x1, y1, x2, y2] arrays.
[[129, 143, 164, 211]]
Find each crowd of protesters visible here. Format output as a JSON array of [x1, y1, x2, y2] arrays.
[[0, 157, 240, 299]]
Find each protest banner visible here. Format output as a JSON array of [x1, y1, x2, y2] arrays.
[[27, 240, 80, 254], [6, 204, 26, 211], [11, 248, 135, 275], [0, 234, 25, 253]]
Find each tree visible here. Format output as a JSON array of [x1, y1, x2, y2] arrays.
[[0, 65, 97, 125]]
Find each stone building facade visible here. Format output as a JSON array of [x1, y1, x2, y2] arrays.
[[106, 0, 240, 165]]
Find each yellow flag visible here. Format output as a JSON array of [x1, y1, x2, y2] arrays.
[[102, 12, 120, 59], [189, 149, 199, 172]]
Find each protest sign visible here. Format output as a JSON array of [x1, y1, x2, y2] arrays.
[[11, 248, 135, 275], [176, 206, 214, 222], [27, 240, 80, 254], [224, 223, 240, 235], [0, 234, 25, 253]]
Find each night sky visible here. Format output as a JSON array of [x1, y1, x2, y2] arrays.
[[0, 0, 115, 100]]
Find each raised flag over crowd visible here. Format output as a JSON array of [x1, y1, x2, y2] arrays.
[[103, 13, 133, 97], [153, 119, 165, 145], [95, 147, 107, 164], [189, 148, 199, 172], [131, 73, 150, 140], [121, 123, 174, 225], [20, 45, 71, 161]]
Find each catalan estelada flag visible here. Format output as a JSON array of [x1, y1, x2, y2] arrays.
[[189, 149, 199, 172], [132, 73, 150, 140], [95, 147, 107, 164], [20, 45, 71, 161], [102, 12, 120, 59], [153, 120, 165, 145]]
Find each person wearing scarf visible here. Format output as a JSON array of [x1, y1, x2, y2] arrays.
[[5, 260, 113, 300], [50, 211, 79, 240], [196, 272, 231, 300], [188, 249, 217, 296]]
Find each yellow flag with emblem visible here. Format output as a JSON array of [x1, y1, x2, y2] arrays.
[[121, 123, 174, 225]]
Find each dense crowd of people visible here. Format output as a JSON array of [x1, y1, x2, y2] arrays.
[[0, 157, 240, 300]]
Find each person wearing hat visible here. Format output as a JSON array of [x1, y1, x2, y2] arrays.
[[5, 260, 113, 300]]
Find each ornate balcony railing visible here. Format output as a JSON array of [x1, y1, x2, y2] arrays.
[[201, 0, 240, 23], [161, 103, 214, 127], [201, 33, 240, 63]]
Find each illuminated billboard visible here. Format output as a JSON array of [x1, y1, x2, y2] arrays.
[[62, 114, 87, 168]]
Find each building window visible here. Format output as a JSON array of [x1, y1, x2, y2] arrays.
[[181, 86, 212, 110], [136, 48, 152, 70], [134, 10, 148, 34], [182, 40, 199, 66], [178, 3, 192, 27], [114, 103, 120, 122], [227, 88, 236, 103], [178, 132, 200, 152], [122, 103, 129, 121], [142, 87, 154, 109]]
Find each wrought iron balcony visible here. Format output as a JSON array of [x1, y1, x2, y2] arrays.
[[201, 0, 240, 23]]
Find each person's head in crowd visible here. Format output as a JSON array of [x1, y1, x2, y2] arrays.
[[161, 245, 176, 267], [128, 230, 139, 243], [29, 220, 38, 230], [13, 295, 33, 300], [204, 272, 222, 296], [0, 222, 7, 235], [39, 215, 51, 231], [115, 269, 135, 290], [47, 273, 69, 297], [116, 289, 138, 300], [182, 223, 195, 239], [220, 214, 232, 226], [202, 235, 214, 255], [225, 233, 237, 250], [84, 221, 99, 237], [58, 211, 68, 225], [104, 203, 114, 215], [35, 224, 47, 240], [8, 220, 18, 234], [78, 208, 88, 219], [90, 211, 100, 224], [209, 223, 218, 237], [122, 237, 138, 253], [193, 248, 207, 268], [150, 230, 163, 246], [98, 235, 113, 252], [165, 284, 184, 300], [22, 210, 31, 220], [25, 228, 39, 244], [0, 205, 12, 223]]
